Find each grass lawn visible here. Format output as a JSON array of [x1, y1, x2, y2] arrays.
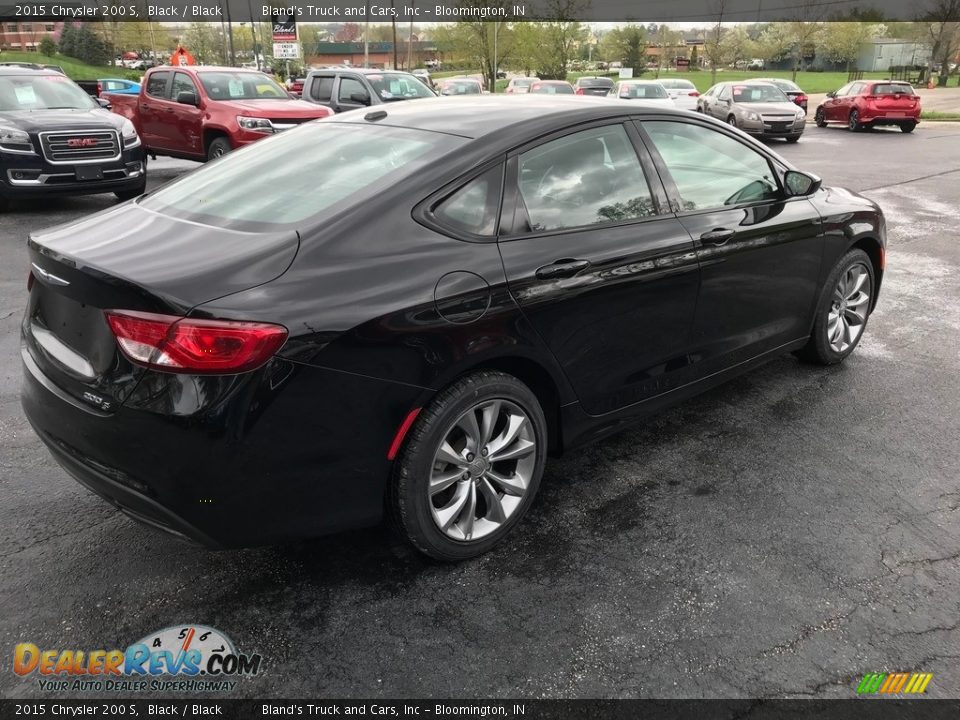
[[921, 111, 960, 121], [0, 50, 141, 81]]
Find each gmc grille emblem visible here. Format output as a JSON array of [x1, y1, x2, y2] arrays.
[[67, 138, 98, 148]]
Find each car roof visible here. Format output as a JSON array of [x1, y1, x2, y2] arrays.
[[0, 67, 64, 77], [621, 79, 664, 84], [326, 95, 695, 140]]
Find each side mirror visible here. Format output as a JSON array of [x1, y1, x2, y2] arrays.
[[95, 97, 111, 109], [784, 170, 821, 197], [176, 91, 199, 106], [350, 91, 371, 106], [826, 91, 836, 98]]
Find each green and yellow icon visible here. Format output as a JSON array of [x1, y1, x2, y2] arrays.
[[857, 672, 933, 695]]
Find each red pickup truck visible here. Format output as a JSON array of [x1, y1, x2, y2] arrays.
[[106, 65, 332, 162]]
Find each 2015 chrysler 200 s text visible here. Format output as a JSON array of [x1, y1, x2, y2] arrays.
[[21, 97, 885, 561]]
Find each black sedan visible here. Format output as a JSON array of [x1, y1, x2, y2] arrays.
[[21, 97, 885, 560]]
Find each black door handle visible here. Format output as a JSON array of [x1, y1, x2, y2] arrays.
[[700, 228, 736, 246], [535, 258, 591, 280]]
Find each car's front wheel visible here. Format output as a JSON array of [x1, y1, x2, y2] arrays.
[[795, 248, 875, 365], [389, 371, 547, 561], [207, 136, 232, 161], [815, 107, 827, 127]]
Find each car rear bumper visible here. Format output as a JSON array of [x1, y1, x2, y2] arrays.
[[861, 113, 920, 125], [21, 344, 426, 548]]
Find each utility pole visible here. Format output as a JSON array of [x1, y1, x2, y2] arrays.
[[491, 21, 500, 93], [364, 0, 370, 67], [391, 0, 398, 70], [407, 1, 414, 70]]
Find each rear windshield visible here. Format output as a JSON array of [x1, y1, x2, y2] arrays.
[[621, 83, 668, 99], [512, 78, 536, 87], [367, 73, 434, 100], [771, 79, 800, 91], [533, 83, 574, 94], [580, 78, 614, 87], [197, 71, 289, 100], [732, 84, 789, 103], [141, 123, 464, 229], [659, 80, 695, 90], [873, 83, 914, 95], [0, 74, 95, 111], [441, 80, 482, 95]]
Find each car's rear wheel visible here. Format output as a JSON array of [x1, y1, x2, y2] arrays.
[[389, 371, 547, 561], [900, 121, 916, 133], [848, 110, 862, 132], [815, 107, 827, 127], [795, 249, 875, 365], [207, 136, 232, 161]]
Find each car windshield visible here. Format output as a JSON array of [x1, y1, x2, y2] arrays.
[[580, 78, 613, 87], [140, 123, 465, 230], [197, 72, 289, 100], [513, 78, 536, 87], [732, 84, 789, 103], [441, 80, 482, 95], [621, 83, 668, 99], [533, 83, 574, 94], [0, 74, 95, 111], [873, 83, 914, 95], [367, 73, 434, 100]]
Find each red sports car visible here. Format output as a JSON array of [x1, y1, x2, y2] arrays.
[[815, 80, 921, 133]]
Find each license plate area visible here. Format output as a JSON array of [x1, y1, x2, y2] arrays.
[[75, 165, 104, 181]]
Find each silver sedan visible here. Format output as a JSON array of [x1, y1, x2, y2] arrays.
[[698, 81, 806, 142]]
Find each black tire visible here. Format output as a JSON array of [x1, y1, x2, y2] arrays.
[[785, 135, 801, 143], [815, 107, 827, 127], [114, 180, 146, 202], [848, 110, 862, 132], [795, 248, 875, 365], [0, 195, 8, 213], [389, 370, 548, 561], [207, 136, 232, 161], [727, 115, 738, 128], [900, 121, 916, 133]]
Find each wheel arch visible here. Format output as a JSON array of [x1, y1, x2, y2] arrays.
[[203, 127, 231, 154], [850, 235, 884, 311]]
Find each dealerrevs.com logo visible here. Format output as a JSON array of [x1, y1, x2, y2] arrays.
[[14, 625, 263, 693]]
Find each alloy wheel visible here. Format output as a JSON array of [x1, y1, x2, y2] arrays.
[[848, 111, 859, 131], [827, 263, 871, 353], [428, 399, 537, 542]]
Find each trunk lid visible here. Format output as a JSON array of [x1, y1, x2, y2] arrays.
[[23, 201, 298, 412], [871, 86, 919, 113]]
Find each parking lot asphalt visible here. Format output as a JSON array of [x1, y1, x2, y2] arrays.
[[1, 124, 959, 700]]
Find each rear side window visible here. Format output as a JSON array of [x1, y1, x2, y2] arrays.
[[432, 165, 503, 237], [644, 121, 780, 211], [146, 71, 169, 98], [516, 124, 656, 233], [142, 123, 465, 229], [310, 75, 333, 102]]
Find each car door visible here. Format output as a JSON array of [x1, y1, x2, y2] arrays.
[[167, 71, 203, 156], [824, 83, 851, 121], [334, 75, 370, 113], [497, 121, 702, 416], [710, 84, 732, 120], [140, 70, 170, 148], [638, 118, 823, 372]]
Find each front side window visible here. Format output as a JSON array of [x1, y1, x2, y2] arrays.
[[432, 165, 503, 237], [141, 123, 465, 229], [338, 77, 366, 103], [835, 83, 852, 97], [171, 72, 197, 98], [516, 124, 656, 233], [146, 71, 169, 98], [644, 121, 780, 211]]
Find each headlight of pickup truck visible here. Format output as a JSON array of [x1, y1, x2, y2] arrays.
[[237, 116, 274, 134], [0, 126, 35, 154], [120, 118, 141, 148]]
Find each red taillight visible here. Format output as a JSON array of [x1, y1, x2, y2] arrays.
[[864, 95, 877, 101], [575, 87, 584, 95], [796, 94, 807, 103], [27, 271, 35, 292], [690, 91, 700, 97], [105, 310, 287, 374], [97, 81, 102, 96]]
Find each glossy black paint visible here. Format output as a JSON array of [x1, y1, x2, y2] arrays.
[[21, 97, 886, 547]]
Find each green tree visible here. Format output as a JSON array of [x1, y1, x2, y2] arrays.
[[600, 24, 646, 72], [183, 22, 224, 64], [820, 22, 884, 71], [39, 36, 56, 56], [754, 22, 792, 63]]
